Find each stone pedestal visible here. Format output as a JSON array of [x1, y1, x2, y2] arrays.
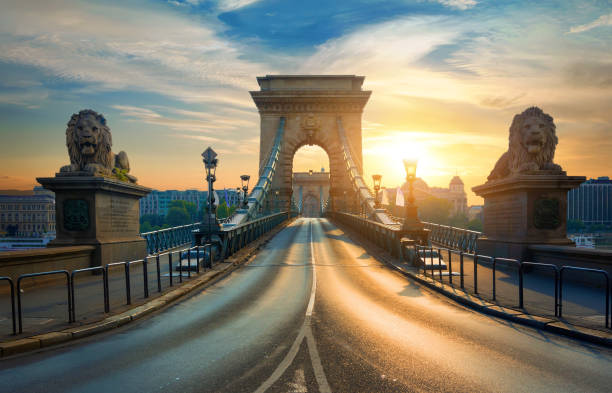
[[37, 174, 151, 267], [472, 173, 585, 260]]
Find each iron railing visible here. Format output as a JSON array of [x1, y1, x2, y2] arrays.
[[141, 222, 201, 255], [1, 212, 290, 336], [422, 222, 481, 253], [332, 211, 610, 329]]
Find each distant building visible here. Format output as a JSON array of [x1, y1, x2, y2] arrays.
[[429, 176, 468, 215], [292, 168, 330, 217], [0, 187, 56, 237], [567, 177, 612, 226], [392, 176, 468, 216], [140, 189, 240, 217], [468, 205, 483, 221]]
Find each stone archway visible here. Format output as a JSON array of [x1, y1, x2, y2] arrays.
[[250, 75, 371, 211]]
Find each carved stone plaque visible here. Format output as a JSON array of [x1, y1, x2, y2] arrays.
[[64, 199, 90, 231], [534, 197, 561, 229]]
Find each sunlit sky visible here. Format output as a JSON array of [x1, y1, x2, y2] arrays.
[[0, 0, 611, 205]]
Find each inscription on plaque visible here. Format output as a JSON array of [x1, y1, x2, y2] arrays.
[[534, 198, 561, 230], [64, 199, 90, 231], [99, 196, 138, 234]]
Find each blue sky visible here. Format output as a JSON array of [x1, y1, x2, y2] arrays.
[[0, 0, 611, 203]]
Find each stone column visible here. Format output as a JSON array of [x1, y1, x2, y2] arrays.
[[37, 175, 151, 266], [472, 173, 585, 260]]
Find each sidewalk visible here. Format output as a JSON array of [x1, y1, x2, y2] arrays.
[[0, 218, 295, 347]]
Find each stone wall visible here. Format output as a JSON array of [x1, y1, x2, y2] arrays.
[[0, 246, 95, 290]]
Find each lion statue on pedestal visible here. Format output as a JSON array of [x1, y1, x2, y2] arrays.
[[59, 109, 137, 183], [487, 106, 563, 181]]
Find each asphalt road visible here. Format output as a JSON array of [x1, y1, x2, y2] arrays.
[[0, 218, 610, 392]]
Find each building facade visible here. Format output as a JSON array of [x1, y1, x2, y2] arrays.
[[292, 169, 330, 217], [567, 177, 612, 226], [392, 176, 468, 216], [139, 189, 240, 217], [0, 187, 56, 237]]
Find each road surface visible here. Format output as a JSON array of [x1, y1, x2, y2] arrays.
[[0, 218, 610, 392]]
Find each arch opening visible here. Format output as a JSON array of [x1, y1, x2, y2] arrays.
[[292, 145, 330, 217]]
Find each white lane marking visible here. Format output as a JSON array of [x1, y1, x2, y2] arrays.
[[254, 219, 331, 393]]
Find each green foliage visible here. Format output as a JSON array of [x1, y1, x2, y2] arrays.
[[467, 218, 483, 232], [417, 196, 452, 224], [169, 200, 197, 221], [567, 219, 586, 233], [166, 206, 191, 227], [216, 201, 230, 219], [112, 168, 130, 182], [448, 212, 469, 228]]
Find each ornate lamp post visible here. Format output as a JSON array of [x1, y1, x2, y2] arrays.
[[240, 175, 250, 208], [372, 174, 382, 209], [198, 147, 221, 264], [274, 190, 280, 212], [402, 158, 423, 232]]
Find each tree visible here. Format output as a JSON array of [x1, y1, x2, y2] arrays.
[[448, 212, 469, 228], [417, 196, 452, 224], [567, 219, 586, 233], [140, 214, 165, 227], [467, 218, 483, 232], [169, 200, 197, 222], [216, 201, 230, 219], [140, 221, 153, 233], [166, 206, 191, 227]]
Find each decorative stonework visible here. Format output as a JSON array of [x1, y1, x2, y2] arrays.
[[534, 197, 561, 230], [488, 107, 563, 181], [251, 75, 369, 211], [63, 199, 90, 231], [301, 113, 320, 145], [59, 109, 138, 183], [473, 106, 585, 259]]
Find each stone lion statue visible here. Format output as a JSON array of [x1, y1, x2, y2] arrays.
[[487, 106, 563, 181], [59, 109, 137, 183]]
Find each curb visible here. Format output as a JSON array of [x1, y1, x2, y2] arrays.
[[331, 219, 612, 348], [0, 218, 296, 358]]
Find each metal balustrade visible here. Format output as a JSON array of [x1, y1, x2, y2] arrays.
[[422, 221, 481, 253], [1, 211, 290, 336], [331, 211, 611, 330], [141, 222, 201, 255]]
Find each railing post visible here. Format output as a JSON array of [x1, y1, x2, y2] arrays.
[[156, 254, 162, 293], [459, 252, 464, 289], [492, 257, 496, 301], [519, 263, 524, 309], [125, 263, 131, 305], [448, 249, 452, 285], [143, 258, 149, 298], [473, 254, 478, 295]]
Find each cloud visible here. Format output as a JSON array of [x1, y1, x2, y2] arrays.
[[217, 0, 262, 12], [435, 0, 477, 10], [0, 0, 270, 106], [112, 104, 256, 134], [569, 13, 612, 33]]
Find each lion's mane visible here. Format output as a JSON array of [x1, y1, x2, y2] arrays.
[[508, 106, 557, 171], [487, 107, 561, 181], [66, 109, 113, 171]]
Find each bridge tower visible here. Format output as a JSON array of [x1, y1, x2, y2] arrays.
[[250, 75, 371, 212]]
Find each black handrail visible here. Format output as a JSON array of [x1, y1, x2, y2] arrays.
[[559, 266, 609, 328], [0, 277, 16, 335], [71, 266, 108, 323], [519, 262, 558, 315], [17, 270, 71, 334]]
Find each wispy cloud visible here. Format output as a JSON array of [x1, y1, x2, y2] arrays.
[[435, 0, 477, 10], [0, 0, 269, 106], [217, 0, 262, 12], [569, 13, 612, 33]]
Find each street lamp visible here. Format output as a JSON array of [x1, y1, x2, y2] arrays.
[[372, 174, 382, 209], [402, 158, 422, 231], [274, 190, 280, 212], [200, 147, 221, 266], [240, 175, 250, 208]]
